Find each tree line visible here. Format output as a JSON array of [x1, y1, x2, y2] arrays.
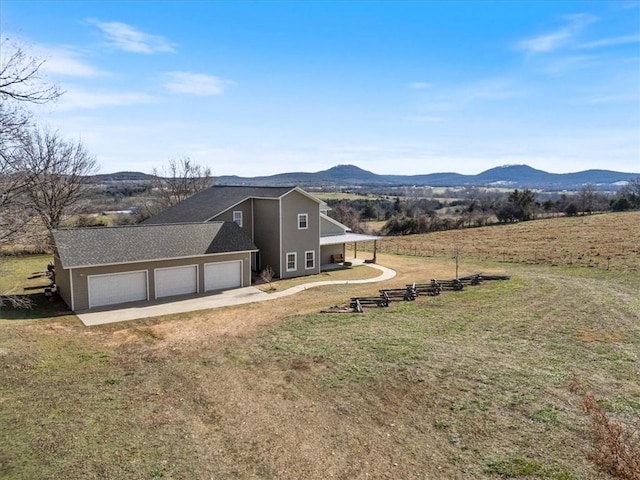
[[327, 183, 640, 236]]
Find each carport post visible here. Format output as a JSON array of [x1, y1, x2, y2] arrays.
[[373, 240, 377, 263]]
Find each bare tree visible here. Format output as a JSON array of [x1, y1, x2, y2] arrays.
[[1, 37, 62, 141], [0, 39, 63, 308], [148, 156, 213, 213], [17, 127, 98, 233], [1, 38, 63, 244]]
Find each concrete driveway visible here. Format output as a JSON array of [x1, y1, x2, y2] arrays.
[[76, 261, 396, 326]]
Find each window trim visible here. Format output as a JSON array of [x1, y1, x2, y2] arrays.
[[286, 252, 297, 272], [297, 213, 308, 230], [233, 210, 243, 227], [305, 250, 315, 270]]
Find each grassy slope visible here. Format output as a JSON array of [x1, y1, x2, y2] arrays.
[[1, 216, 639, 479], [368, 211, 640, 272]]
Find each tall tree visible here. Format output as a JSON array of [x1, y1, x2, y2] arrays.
[[0, 39, 62, 307], [0, 38, 61, 141], [17, 127, 98, 233], [148, 156, 213, 212]]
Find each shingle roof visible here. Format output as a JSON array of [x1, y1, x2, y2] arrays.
[[142, 186, 297, 225], [53, 222, 257, 268]]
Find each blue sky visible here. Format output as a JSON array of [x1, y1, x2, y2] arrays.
[[2, 0, 639, 176]]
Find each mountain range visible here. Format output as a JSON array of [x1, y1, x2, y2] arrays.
[[95, 164, 639, 190]]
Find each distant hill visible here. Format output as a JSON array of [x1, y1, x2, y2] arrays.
[[93, 171, 157, 182], [94, 164, 639, 189], [215, 164, 638, 189]]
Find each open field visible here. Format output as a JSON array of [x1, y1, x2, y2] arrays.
[[1, 214, 639, 479], [364, 211, 640, 271]]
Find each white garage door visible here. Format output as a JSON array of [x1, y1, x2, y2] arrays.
[[88, 271, 147, 308], [204, 261, 242, 292], [155, 265, 198, 299]]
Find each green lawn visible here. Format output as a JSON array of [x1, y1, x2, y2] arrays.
[[0, 254, 638, 478]]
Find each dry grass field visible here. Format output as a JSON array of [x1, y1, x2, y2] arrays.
[[1, 212, 639, 479], [366, 211, 640, 271]]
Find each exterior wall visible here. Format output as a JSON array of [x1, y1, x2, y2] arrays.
[[252, 198, 281, 276], [211, 198, 253, 240], [53, 254, 72, 310], [280, 190, 321, 279], [320, 244, 345, 266], [69, 252, 251, 311], [321, 215, 347, 235]]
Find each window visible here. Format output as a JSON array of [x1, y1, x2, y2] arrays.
[[298, 213, 308, 229], [233, 211, 243, 227], [305, 250, 315, 270], [286, 252, 297, 272]]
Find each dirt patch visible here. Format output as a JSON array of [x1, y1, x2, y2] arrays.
[[576, 330, 628, 344]]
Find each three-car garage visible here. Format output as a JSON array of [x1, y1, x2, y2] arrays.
[[79, 258, 246, 310], [53, 222, 257, 312]]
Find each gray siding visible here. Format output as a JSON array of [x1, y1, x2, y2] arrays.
[[280, 190, 320, 279], [321, 215, 347, 235], [252, 198, 281, 276], [211, 198, 253, 240], [69, 252, 251, 311], [54, 254, 72, 310]]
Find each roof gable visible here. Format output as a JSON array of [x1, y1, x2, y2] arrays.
[[53, 222, 257, 268], [143, 186, 297, 225]]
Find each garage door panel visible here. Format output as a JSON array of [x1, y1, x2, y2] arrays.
[[155, 265, 198, 299], [204, 261, 242, 292], [88, 271, 147, 308]]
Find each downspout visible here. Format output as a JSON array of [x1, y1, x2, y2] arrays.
[[69, 267, 75, 311], [279, 197, 283, 278]]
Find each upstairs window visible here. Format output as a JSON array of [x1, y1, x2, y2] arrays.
[[298, 213, 308, 229], [233, 211, 243, 227]]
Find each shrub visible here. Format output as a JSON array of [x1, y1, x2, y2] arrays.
[[570, 378, 640, 480], [582, 393, 640, 480]]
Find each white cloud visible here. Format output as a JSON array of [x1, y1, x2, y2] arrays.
[[163, 71, 234, 96], [515, 13, 597, 53], [52, 88, 159, 111], [420, 78, 521, 114], [516, 30, 573, 53], [576, 92, 640, 105], [579, 34, 640, 49], [35, 45, 108, 78], [408, 82, 433, 89], [90, 20, 176, 54], [403, 115, 445, 123]]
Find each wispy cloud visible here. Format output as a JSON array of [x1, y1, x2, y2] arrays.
[[35, 45, 108, 78], [163, 71, 234, 95], [408, 82, 433, 89], [53, 88, 159, 111], [540, 54, 601, 74], [90, 20, 176, 54], [579, 92, 640, 104], [578, 34, 640, 49], [403, 115, 445, 123], [515, 13, 597, 53]]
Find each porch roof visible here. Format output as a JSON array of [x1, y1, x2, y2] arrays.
[[320, 233, 383, 246]]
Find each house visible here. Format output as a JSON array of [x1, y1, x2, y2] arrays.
[[142, 186, 381, 279], [52, 185, 380, 311]]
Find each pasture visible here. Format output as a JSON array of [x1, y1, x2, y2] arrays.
[[365, 211, 640, 271], [1, 212, 639, 479]]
